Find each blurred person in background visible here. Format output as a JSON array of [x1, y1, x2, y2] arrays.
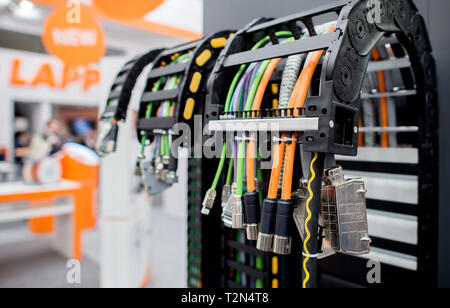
[[44, 119, 67, 154], [14, 131, 31, 166], [85, 128, 98, 150], [13, 117, 32, 174], [73, 119, 97, 150]]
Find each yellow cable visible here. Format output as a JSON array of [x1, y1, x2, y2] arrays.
[[302, 152, 319, 288]]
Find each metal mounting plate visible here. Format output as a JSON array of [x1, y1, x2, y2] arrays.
[[207, 117, 319, 132]]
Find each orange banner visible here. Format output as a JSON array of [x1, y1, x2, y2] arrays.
[[42, 5, 106, 65]]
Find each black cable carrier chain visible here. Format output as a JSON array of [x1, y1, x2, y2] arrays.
[[204, 0, 436, 157], [202, 0, 438, 287], [136, 30, 233, 144], [96, 0, 438, 288], [100, 48, 164, 122]]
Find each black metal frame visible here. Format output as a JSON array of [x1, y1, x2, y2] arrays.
[[187, 158, 223, 288], [130, 32, 234, 288], [136, 31, 233, 144], [99, 0, 438, 289], [100, 49, 164, 122], [203, 0, 438, 287]]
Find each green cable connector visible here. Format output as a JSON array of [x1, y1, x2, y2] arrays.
[[140, 103, 154, 155], [161, 75, 179, 156], [236, 37, 296, 195], [210, 31, 294, 193], [139, 77, 164, 156], [139, 52, 192, 158]]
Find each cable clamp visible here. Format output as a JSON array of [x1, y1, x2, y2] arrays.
[[272, 136, 298, 143], [220, 114, 236, 120], [302, 252, 320, 259], [235, 136, 255, 142], [153, 128, 168, 135]]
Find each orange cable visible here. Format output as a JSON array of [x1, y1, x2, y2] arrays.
[[247, 58, 282, 192], [267, 135, 287, 199], [371, 48, 389, 148], [281, 133, 298, 200], [289, 25, 336, 111], [252, 58, 282, 110], [358, 113, 364, 147], [281, 25, 336, 199], [247, 132, 257, 192]]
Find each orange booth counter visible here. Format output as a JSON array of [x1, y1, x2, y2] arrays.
[[0, 143, 98, 260]]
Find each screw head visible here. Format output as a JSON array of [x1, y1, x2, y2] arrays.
[[329, 120, 334, 128], [354, 126, 358, 134], [341, 66, 352, 86]]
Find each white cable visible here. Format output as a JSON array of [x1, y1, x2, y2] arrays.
[[279, 54, 305, 108]]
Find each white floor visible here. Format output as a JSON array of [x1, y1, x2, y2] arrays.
[[148, 202, 187, 288], [0, 222, 99, 288], [0, 201, 187, 288]]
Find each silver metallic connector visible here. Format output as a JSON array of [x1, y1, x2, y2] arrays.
[[166, 171, 178, 184], [95, 120, 118, 157], [155, 157, 163, 180], [255, 178, 260, 192], [325, 166, 345, 186], [273, 235, 292, 255], [104, 140, 116, 154], [221, 185, 231, 208], [161, 169, 169, 182], [201, 188, 217, 215], [256, 233, 273, 252], [162, 156, 170, 165], [321, 167, 371, 255], [155, 157, 162, 166], [231, 195, 244, 229], [246, 224, 259, 241], [221, 184, 235, 227], [135, 156, 145, 176], [155, 169, 162, 180], [222, 196, 233, 228]]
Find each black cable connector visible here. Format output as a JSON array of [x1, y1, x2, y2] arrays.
[[273, 199, 294, 255], [256, 198, 277, 252], [96, 122, 119, 157], [244, 191, 261, 240], [166, 156, 179, 184], [168, 156, 178, 172]]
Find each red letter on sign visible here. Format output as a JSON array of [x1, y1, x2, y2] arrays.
[[61, 64, 80, 89], [83, 68, 100, 92], [9, 59, 27, 86], [32, 63, 56, 88]]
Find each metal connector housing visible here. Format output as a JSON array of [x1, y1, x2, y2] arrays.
[[201, 188, 217, 215], [166, 171, 178, 184], [246, 224, 259, 241], [273, 235, 292, 255], [321, 174, 371, 255], [256, 233, 273, 252], [231, 195, 244, 229], [221, 185, 231, 208]]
